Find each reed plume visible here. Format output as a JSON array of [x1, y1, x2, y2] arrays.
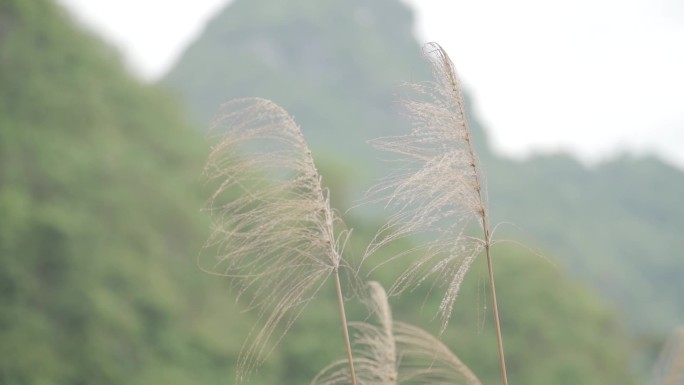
[[202, 97, 357, 383], [312, 281, 482, 385], [653, 326, 684, 385], [365, 42, 509, 384]]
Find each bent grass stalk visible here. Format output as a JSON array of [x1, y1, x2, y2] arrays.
[[202, 98, 357, 384]]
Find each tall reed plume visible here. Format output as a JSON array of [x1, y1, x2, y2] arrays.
[[313, 281, 482, 385], [365, 42, 509, 384], [202, 98, 358, 384]]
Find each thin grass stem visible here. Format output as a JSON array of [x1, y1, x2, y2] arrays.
[[484, 236, 508, 385], [334, 269, 358, 385], [461, 77, 509, 384]]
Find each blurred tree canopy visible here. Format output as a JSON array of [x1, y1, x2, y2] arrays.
[[0, 0, 255, 383]]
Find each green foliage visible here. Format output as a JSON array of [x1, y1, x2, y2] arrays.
[[0, 0, 254, 383], [447, 249, 637, 385], [487, 153, 684, 334]]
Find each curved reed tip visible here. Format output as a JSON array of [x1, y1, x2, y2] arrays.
[[202, 97, 347, 381]]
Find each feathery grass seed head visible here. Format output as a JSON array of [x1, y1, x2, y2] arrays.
[[365, 42, 489, 331], [201, 97, 348, 380]]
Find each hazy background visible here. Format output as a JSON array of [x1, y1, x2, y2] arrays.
[[58, 0, 684, 168]]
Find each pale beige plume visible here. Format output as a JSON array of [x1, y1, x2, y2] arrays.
[[364, 42, 488, 332], [202, 97, 354, 381]]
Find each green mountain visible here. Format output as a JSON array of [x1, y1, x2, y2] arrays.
[[488, 153, 684, 335], [0, 1, 257, 383], [163, 0, 432, 191], [164, 0, 683, 342]]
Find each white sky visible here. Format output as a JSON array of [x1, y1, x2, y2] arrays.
[[57, 0, 684, 169]]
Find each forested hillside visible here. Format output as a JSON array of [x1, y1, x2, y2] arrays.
[[163, 0, 433, 193], [164, 0, 684, 344], [487, 152, 684, 335], [0, 1, 250, 383], [0, 0, 660, 383]]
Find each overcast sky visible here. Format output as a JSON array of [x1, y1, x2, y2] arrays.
[[57, 0, 684, 169]]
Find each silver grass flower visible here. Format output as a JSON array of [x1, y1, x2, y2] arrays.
[[202, 97, 355, 381], [312, 281, 481, 385], [366, 42, 511, 385], [365, 42, 489, 332]]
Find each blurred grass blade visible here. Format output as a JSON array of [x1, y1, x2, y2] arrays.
[[653, 326, 684, 385]]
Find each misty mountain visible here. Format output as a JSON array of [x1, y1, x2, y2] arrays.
[[0, 0, 249, 382], [163, 0, 684, 339]]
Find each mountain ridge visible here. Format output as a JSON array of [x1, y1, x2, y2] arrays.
[[163, 0, 684, 339]]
